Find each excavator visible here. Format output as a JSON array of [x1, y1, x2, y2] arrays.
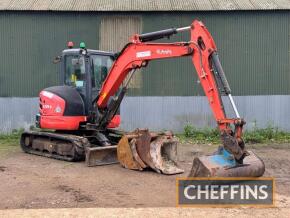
[[20, 20, 265, 177]]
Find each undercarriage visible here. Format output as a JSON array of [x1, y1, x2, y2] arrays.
[[20, 129, 122, 163]]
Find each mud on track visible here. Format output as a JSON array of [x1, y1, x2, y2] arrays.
[[0, 143, 289, 209]]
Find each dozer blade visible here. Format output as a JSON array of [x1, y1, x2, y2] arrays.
[[189, 148, 265, 177], [85, 146, 118, 166], [117, 129, 184, 175]]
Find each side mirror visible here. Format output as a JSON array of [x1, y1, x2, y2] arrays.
[[53, 56, 61, 64]]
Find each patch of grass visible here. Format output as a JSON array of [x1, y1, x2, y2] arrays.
[[0, 129, 23, 154], [181, 125, 220, 144], [179, 124, 290, 144], [244, 126, 290, 143], [0, 128, 23, 144]]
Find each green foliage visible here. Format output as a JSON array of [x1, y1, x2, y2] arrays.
[[244, 125, 290, 143], [181, 124, 290, 144], [183, 125, 220, 144], [0, 128, 24, 146]]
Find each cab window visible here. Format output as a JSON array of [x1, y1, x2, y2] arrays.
[[91, 55, 114, 89], [64, 55, 86, 88]]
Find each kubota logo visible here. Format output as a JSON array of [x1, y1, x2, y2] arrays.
[[156, 49, 172, 55]]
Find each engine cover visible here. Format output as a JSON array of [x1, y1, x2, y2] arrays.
[[38, 85, 120, 130], [42, 86, 86, 116], [39, 86, 86, 130]]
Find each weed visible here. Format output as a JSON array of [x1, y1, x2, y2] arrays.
[[182, 125, 220, 144], [0, 128, 24, 149], [180, 124, 290, 144]]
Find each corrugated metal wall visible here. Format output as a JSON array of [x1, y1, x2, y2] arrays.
[[0, 11, 289, 97], [2, 95, 290, 133], [99, 16, 143, 89], [0, 12, 101, 97], [0, 10, 289, 133], [99, 16, 142, 52], [0, 98, 38, 133], [121, 95, 290, 132], [140, 11, 290, 96]]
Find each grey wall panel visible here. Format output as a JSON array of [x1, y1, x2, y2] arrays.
[[120, 96, 290, 132], [0, 96, 290, 133], [0, 98, 38, 133]]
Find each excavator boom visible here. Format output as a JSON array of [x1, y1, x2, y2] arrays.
[[98, 21, 235, 131], [95, 20, 265, 177]]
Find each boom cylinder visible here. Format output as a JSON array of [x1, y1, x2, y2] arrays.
[[138, 26, 191, 42], [139, 28, 177, 42]]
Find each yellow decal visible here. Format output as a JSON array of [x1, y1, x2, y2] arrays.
[[71, 74, 77, 82], [100, 92, 107, 100]]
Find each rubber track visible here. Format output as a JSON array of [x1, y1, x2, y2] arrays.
[[20, 131, 87, 162]]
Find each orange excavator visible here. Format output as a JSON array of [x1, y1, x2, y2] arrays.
[[20, 20, 265, 177]]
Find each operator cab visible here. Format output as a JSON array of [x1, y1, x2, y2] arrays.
[[36, 43, 120, 130], [50, 42, 116, 115], [60, 45, 115, 103], [37, 42, 119, 130]]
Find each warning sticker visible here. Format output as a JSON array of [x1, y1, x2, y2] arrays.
[[136, 51, 151, 58]]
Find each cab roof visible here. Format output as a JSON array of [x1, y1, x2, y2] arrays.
[[62, 48, 114, 56]]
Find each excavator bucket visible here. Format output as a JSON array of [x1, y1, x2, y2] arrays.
[[85, 146, 118, 166], [189, 147, 265, 177], [117, 135, 145, 170], [117, 129, 184, 175]]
